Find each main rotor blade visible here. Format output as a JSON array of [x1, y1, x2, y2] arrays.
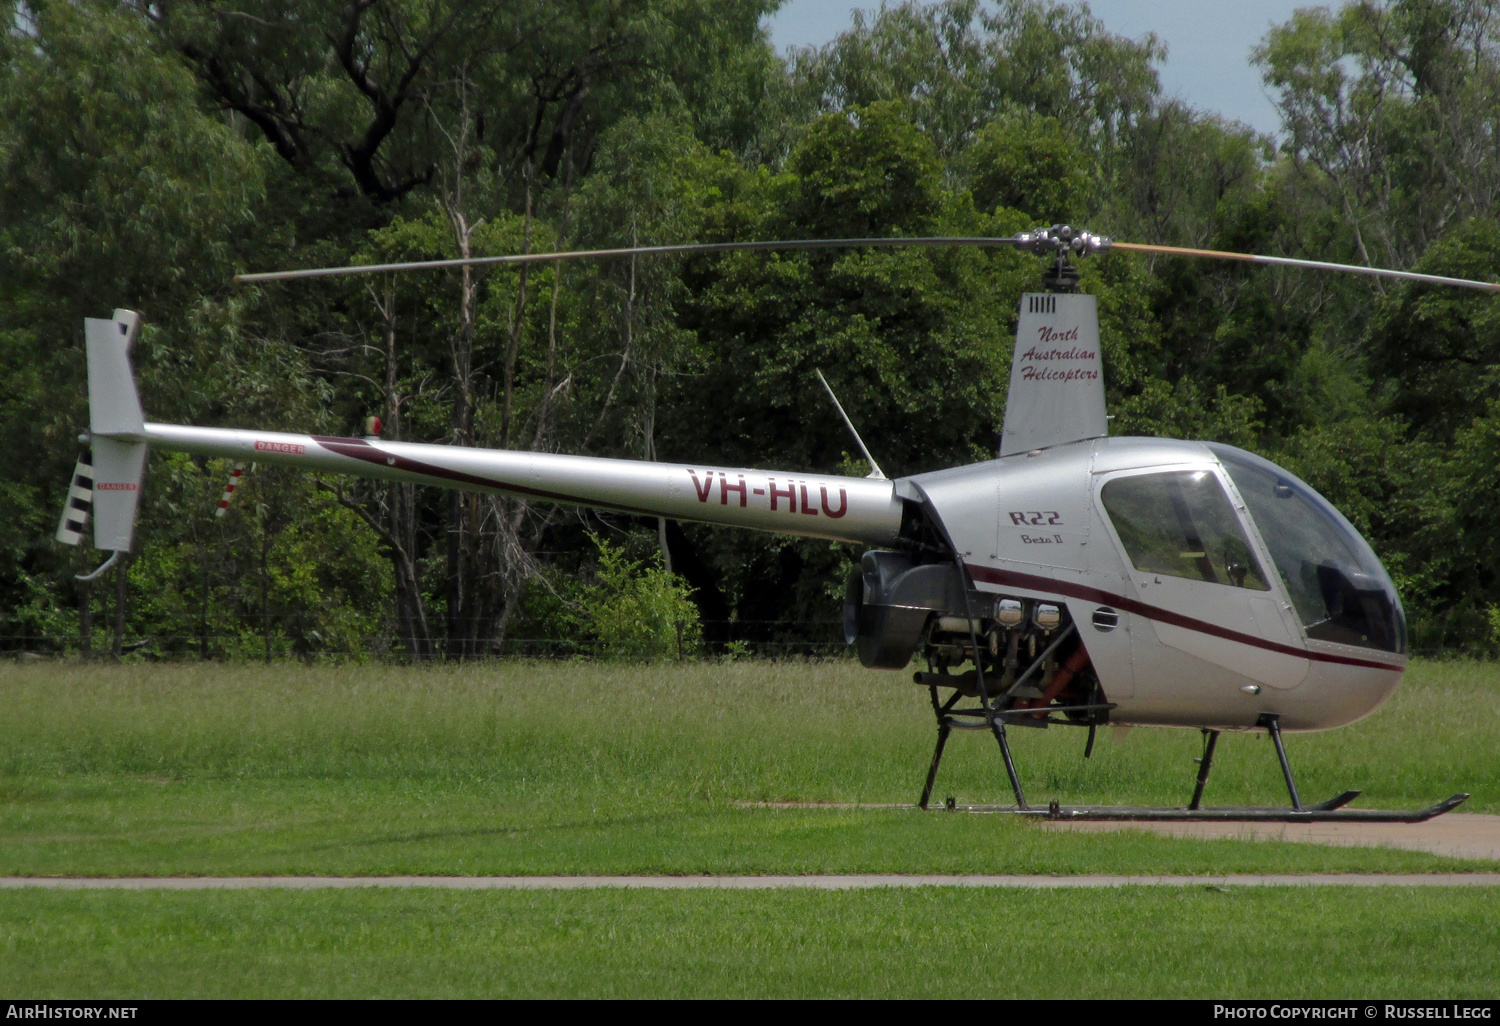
[[234, 237, 1026, 283], [1113, 241, 1500, 293], [236, 231, 1500, 293]]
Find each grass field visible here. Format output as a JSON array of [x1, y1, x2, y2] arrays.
[[2, 657, 1497, 997], [3, 887, 1499, 998], [1, 658, 1496, 877]]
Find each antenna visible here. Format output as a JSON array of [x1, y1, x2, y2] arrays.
[[815, 369, 885, 480]]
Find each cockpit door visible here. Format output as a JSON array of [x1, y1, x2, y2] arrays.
[[1094, 465, 1310, 690]]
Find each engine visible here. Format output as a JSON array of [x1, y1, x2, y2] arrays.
[[844, 549, 1100, 714]]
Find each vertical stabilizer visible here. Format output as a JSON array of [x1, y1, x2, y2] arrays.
[[91, 437, 146, 552], [86, 310, 144, 438], [999, 293, 1107, 456], [84, 310, 146, 551]]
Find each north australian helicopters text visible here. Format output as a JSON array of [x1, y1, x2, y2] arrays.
[[1017, 329, 1099, 382]]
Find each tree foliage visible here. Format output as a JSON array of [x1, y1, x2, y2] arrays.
[[5, 0, 1500, 658]]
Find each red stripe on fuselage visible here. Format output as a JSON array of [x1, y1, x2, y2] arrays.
[[964, 563, 1404, 672], [311, 436, 665, 517]]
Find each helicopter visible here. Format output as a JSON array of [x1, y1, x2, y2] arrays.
[[62, 226, 1500, 822]]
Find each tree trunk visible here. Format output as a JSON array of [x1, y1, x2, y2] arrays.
[[500, 160, 535, 453], [260, 520, 271, 665], [78, 577, 92, 661], [373, 283, 432, 660], [444, 203, 480, 660]]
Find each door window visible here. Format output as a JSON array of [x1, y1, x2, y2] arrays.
[[1101, 470, 1269, 590]]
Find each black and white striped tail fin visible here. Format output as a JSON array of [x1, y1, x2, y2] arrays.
[[54, 451, 94, 546]]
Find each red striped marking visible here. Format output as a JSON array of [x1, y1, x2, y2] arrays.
[[964, 564, 1404, 672], [216, 466, 244, 517]]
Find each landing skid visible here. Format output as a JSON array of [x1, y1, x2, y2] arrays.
[[929, 792, 1470, 823], [917, 678, 1470, 823]]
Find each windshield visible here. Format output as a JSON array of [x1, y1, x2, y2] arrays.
[[1209, 444, 1405, 654]]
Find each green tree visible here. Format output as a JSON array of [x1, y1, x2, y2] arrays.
[[1256, 1, 1500, 270], [789, 0, 1162, 157], [956, 110, 1095, 222], [1366, 217, 1500, 439], [184, 0, 784, 659], [659, 101, 1027, 635], [0, 0, 268, 651]]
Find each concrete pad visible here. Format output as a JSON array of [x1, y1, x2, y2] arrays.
[[735, 803, 1500, 861], [1038, 812, 1500, 861]]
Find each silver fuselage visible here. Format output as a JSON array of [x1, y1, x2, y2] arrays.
[[142, 423, 1404, 733], [908, 436, 1405, 733]]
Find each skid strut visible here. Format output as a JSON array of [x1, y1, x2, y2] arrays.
[[1188, 729, 1219, 811], [917, 556, 1032, 812], [1260, 713, 1303, 811], [917, 688, 955, 811], [918, 685, 1030, 810]]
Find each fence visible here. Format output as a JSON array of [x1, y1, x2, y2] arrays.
[[2, 606, 1484, 661], [0, 618, 853, 662]]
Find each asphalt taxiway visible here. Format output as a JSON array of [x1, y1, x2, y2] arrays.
[[2, 874, 1498, 889]]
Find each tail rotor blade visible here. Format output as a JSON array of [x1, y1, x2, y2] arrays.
[[215, 463, 245, 518]]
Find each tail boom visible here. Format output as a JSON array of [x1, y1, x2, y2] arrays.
[[142, 423, 903, 546]]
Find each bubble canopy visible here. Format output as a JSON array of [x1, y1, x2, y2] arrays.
[[1208, 444, 1406, 655]]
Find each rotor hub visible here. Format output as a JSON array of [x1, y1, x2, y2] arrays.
[[1010, 226, 1112, 294], [1011, 224, 1112, 257]]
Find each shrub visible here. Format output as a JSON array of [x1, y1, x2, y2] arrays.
[[573, 534, 702, 661]]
